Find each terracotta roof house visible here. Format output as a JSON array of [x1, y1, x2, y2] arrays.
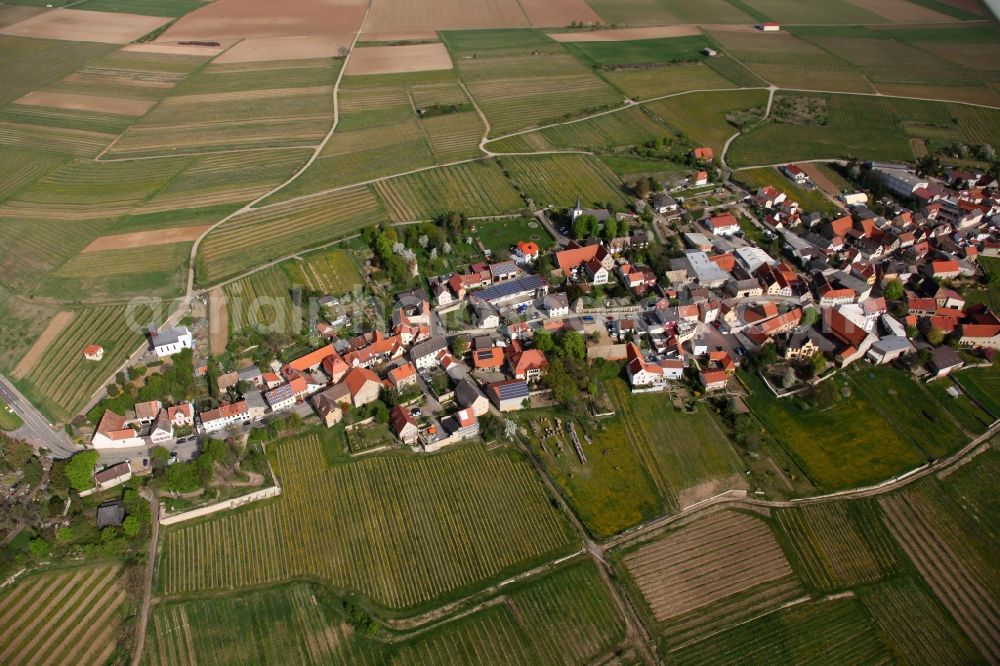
[[691, 146, 714, 161], [508, 347, 548, 382], [387, 362, 418, 391], [344, 367, 382, 407], [92, 410, 143, 449], [312, 383, 351, 427], [389, 405, 419, 445], [83, 344, 104, 361], [473, 346, 505, 370]]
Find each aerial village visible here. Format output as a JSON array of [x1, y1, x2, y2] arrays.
[[84, 154, 1000, 489]]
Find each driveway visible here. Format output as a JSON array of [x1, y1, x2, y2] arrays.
[[0, 375, 77, 459]]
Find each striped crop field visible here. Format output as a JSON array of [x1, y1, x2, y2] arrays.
[[158, 436, 574, 609], [950, 103, 1000, 147], [604, 62, 736, 100], [373, 159, 523, 222], [422, 111, 485, 162], [136, 147, 312, 214], [645, 89, 768, 155], [774, 501, 902, 591], [17, 303, 153, 421], [534, 106, 669, 150], [105, 60, 340, 158], [4, 155, 190, 220], [671, 596, 893, 665], [0, 145, 67, 204], [0, 119, 118, 158], [880, 484, 1000, 662], [390, 561, 627, 665], [499, 154, 630, 208], [0, 215, 112, 293], [859, 577, 981, 666], [223, 266, 293, 334], [42, 243, 189, 300], [620, 510, 795, 624], [196, 185, 385, 285], [143, 583, 381, 666], [0, 563, 127, 666], [448, 30, 624, 137], [145, 561, 625, 665]]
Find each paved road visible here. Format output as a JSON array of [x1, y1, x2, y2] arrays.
[[0, 375, 76, 458]]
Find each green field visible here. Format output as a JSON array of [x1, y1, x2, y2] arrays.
[[645, 89, 768, 156], [145, 560, 625, 665], [599, 155, 688, 181], [71, 0, 205, 16], [475, 217, 553, 257], [734, 166, 840, 215], [859, 577, 982, 666], [0, 399, 22, 431], [774, 501, 902, 591], [41, 243, 189, 301], [106, 59, 340, 158], [16, 303, 153, 422], [741, 371, 926, 490], [847, 366, 966, 460], [266, 75, 485, 204], [196, 185, 386, 285], [963, 256, 1000, 312], [298, 249, 364, 296], [604, 61, 737, 100], [0, 286, 59, 373], [671, 597, 893, 665], [730, 94, 1000, 167], [0, 563, 127, 666], [0, 36, 115, 108], [584, 0, 753, 25], [925, 376, 996, 435], [446, 29, 624, 137], [159, 436, 575, 609], [539, 107, 670, 150], [564, 35, 714, 68], [373, 159, 523, 222], [224, 266, 294, 334], [955, 364, 1000, 419], [527, 382, 745, 538], [738, 0, 884, 24], [499, 154, 629, 209], [0, 145, 67, 204]]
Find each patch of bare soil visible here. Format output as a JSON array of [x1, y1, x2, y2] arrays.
[[214, 35, 354, 63], [208, 288, 228, 356], [82, 225, 211, 252], [521, 0, 602, 27], [159, 0, 367, 41], [677, 473, 747, 508], [0, 8, 168, 44], [14, 91, 153, 117], [797, 163, 841, 196], [345, 42, 453, 75]]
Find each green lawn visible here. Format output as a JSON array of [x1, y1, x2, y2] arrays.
[[598, 155, 688, 181], [925, 377, 995, 435], [955, 364, 1000, 419], [523, 408, 663, 539], [741, 371, 926, 490], [963, 256, 1000, 312], [524, 380, 745, 538], [564, 36, 714, 68], [475, 217, 553, 257], [0, 400, 23, 431], [846, 366, 967, 459]]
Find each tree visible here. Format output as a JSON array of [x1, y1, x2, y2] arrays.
[[65, 451, 99, 492], [604, 216, 619, 240], [559, 332, 586, 361], [450, 335, 470, 358], [883, 279, 904, 300], [534, 331, 555, 354], [150, 446, 170, 473], [28, 538, 50, 559], [21, 456, 42, 486], [122, 515, 140, 538], [572, 214, 591, 240], [926, 327, 945, 345], [782, 366, 797, 389], [49, 461, 69, 494]]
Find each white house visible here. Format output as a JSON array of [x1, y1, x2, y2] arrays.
[[91, 410, 145, 449], [200, 401, 251, 433], [264, 383, 297, 412], [705, 213, 741, 237], [150, 325, 192, 358], [83, 344, 104, 361], [543, 293, 569, 317], [148, 411, 173, 444], [410, 336, 448, 370]]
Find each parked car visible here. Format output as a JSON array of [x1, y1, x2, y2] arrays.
[[581, 315, 595, 323]]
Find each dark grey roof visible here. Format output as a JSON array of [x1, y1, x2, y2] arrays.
[[410, 336, 447, 360], [456, 377, 486, 406], [97, 500, 126, 528], [238, 366, 262, 381], [475, 275, 547, 304], [151, 326, 189, 347], [490, 379, 529, 401]]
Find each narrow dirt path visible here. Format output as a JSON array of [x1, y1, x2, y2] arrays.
[[131, 488, 161, 666]]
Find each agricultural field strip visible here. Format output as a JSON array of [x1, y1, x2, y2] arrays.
[[879, 493, 1000, 662], [608, 382, 673, 504], [623, 511, 793, 622]]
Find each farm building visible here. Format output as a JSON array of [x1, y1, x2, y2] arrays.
[[149, 325, 193, 358], [96, 500, 126, 529], [83, 344, 104, 361], [94, 462, 132, 492], [758, 22, 780, 31]]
